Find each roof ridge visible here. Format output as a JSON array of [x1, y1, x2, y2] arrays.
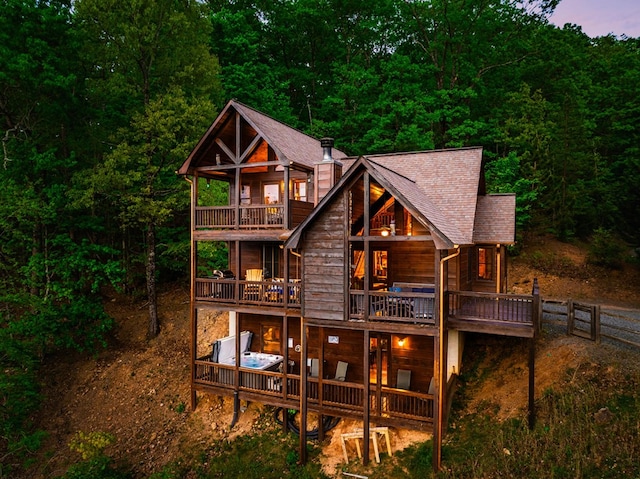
[[363, 146, 482, 159]]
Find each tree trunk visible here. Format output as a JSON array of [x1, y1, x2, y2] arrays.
[[146, 222, 159, 339]]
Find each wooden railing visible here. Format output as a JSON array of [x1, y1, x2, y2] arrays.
[[195, 278, 301, 308], [193, 364, 433, 422], [194, 202, 320, 230], [195, 204, 284, 229], [372, 387, 434, 421], [447, 290, 535, 325], [349, 290, 435, 324]]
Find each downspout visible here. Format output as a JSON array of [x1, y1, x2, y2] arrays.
[[436, 246, 460, 471]]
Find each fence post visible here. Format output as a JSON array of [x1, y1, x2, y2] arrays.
[[567, 299, 574, 335], [593, 304, 601, 344], [532, 278, 541, 335]]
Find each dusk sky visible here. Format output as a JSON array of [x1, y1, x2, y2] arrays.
[[548, 0, 640, 38]]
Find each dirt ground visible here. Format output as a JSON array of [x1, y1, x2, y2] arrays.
[[24, 236, 640, 478]]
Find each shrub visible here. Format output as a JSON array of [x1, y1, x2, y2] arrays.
[[587, 228, 625, 269]]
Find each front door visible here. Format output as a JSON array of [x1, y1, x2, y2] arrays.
[[369, 334, 390, 386]]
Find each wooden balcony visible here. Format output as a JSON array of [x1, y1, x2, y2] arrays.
[[447, 290, 539, 338], [195, 278, 301, 309], [193, 360, 434, 424], [348, 289, 539, 337], [195, 200, 314, 230], [349, 290, 436, 324]]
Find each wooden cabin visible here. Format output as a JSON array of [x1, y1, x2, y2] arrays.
[[178, 100, 541, 470]]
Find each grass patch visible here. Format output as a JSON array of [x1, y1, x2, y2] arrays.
[[439, 363, 640, 478]]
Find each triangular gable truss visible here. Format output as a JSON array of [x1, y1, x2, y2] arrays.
[[285, 156, 462, 250], [179, 101, 287, 175]]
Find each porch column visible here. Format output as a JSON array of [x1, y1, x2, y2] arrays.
[[190, 176, 197, 410], [433, 249, 442, 472], [528, 338, 536, 429], [299, 319, 308, 464], [363, 329, 370, 466]]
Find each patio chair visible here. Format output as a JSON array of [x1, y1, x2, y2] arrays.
[[310, 358, 320, 378], [428, 377, 436, 395], [334, 361, 348, 381], [243, 268, 263, 300], [397, 369, 411, 390]]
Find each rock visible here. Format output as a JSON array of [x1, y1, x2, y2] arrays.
[[594, 407, 613, 424]]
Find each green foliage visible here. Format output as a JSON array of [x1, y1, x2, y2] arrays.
[[58, 432, 130, 479], [69, 431, 116, 461], [0, 321, 45, 461], [200, 430, 327, 479], [485, 152, 538, 231], [587, 228, 626, 269], [197, 242, 230, 276]]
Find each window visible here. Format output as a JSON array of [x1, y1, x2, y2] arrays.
[[263, 183, 280, 204], [262, 325, 281, 354], [292, 179, 307, 201], [241, 185, 251, 205], [477, 247, 494, 280], [263, 244, 280, 279]]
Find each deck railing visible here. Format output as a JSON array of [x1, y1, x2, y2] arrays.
[[372, 387, 434, 421], [349, 289, 537, 331], [195, 278, 301, 308], [349, 290, 435, 324], [195, 204, 285, 229], [447, 290, 535, 325], [193, 363, 433, 422], [194, 201, 321, 230]]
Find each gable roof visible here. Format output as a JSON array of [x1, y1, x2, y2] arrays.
[[286, 147, 515, 250], [178, 100, 348, 175]]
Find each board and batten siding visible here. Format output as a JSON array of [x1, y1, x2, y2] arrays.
[[302, 195, 347, 322]]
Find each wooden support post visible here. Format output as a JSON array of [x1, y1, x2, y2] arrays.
[[299, 321, 308, 464], [282, 315, 289, 433], [190, 306, 197, 410], [528, 337, 536, 429], [189, 177, 197, 411], [363, 330, 370, 466], [593, 304, 601, 344]]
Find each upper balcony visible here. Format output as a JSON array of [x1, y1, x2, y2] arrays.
[[195, 200, 314, 231]]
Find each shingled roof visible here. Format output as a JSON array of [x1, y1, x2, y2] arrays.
[[286, 148, 516, 249], [473, 194, 516, 244], [178, 100, 348, 175]]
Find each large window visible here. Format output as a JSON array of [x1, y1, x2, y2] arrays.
[[477, 247, 494, 280]]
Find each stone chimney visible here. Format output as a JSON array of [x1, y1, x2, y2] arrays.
[[314, 138, 342, 204]]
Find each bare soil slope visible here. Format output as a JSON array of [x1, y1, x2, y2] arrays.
[[24, 237, 640, 478]]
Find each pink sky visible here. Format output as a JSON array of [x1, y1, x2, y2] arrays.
[[549, 0, 640, 38]]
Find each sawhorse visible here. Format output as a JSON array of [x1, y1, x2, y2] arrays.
[[340, 427, 392, 464]]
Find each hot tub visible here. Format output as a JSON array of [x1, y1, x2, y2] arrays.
[[239, 351, 283, 370], [218, 351, 283, 371]]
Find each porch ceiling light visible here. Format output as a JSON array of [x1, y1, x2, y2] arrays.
[[380, 226, 390, 237]]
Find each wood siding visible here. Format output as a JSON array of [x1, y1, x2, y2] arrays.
[[302, 195, 347, 322], [389, 335, 434, 393], [387, 241, 436, 285]]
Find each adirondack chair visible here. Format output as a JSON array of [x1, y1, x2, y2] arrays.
[[244, 269, 263, 300]]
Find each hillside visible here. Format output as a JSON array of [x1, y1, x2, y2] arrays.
[[21, 237, 640, 478]]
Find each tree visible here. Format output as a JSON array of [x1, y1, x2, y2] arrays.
[[74, 0, 222, 337]]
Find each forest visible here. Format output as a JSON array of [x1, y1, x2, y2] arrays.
[[0, 0, 639, 473]]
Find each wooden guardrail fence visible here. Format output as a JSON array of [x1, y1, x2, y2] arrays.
[[542, 299, 640, 349]]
